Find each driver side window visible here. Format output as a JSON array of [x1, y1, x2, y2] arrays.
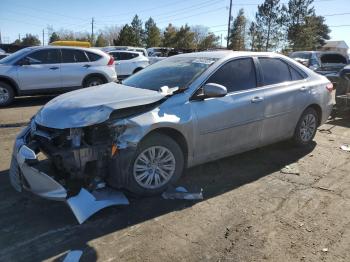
[[206, 58, 257, 93], [25, 49, 60, 64]]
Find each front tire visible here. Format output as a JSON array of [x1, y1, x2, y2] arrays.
[[0, 81, 15, 107], [127, 133, 184, 196], [293, 108, 318, 146]]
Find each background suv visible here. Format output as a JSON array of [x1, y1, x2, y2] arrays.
[[108, 50, 149, 80], [0, 46, 117, 106]]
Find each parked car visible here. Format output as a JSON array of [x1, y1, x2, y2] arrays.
[[9, 51, 333, 221], [108, 50, 149, 79], [0, 46, 117, 106], [102, 46, 148, 57], [333, 65, 350, 114], [289, 51, 348, 88]]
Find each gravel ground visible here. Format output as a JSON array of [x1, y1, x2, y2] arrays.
[[0, 96, 349, 262]]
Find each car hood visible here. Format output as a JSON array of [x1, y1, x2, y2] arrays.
[[35, 82, 166, 129]]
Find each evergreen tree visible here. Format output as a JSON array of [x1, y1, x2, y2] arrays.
[[21, 34, 41, 46], [255, 0, 282, 51], [114, 24, 135, 46], [131, 15, 144, 46], [144, 17, 161, 48], [49, 32, 60, 43], [95, 33, 108, 47], [162, 24, 177, 47], [173, 24, 194, 49], [198, 33, 219, 50], [282, 0, 329, 50], [229, 8, 247, 50]]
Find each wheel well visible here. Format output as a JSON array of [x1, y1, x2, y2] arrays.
[[307, 104, 322, 126], [133, 67, 143, 74], [145, 128, 188, 165], [0, 76, 19, 95], [82, 73, 108, 86]]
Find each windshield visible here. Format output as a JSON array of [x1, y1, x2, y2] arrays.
[[0, 48, 31, 64], [123, 56, 217, 91]]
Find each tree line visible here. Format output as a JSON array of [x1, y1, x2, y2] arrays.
[[12, 0, 331, 52], [229, 0, 331, 52]]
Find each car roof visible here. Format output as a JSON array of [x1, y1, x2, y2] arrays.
[[175, 50, 285, 59], [108, 50, 143, 55], [23, 45, 107, 55]]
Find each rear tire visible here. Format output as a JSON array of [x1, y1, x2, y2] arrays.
[[83, 76, 105, 87], [126, 133, 184, 196], [293, 108, 318, 146], [0, 81, 15, 107]]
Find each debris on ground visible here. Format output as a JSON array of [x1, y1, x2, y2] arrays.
[[322, 248, 329, 253], [280, 163, 300, 175], [162, 186, 203, 200], [340, 145, 350, 152], [63, 250, 83, 262], [67, 188, 129, 224]]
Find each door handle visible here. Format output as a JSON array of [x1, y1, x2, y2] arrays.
[[300, 86, 308, 92], [251, 96, 264, 103], [49, 66, 59, 70], [115, 62, 121, 65], [83, 64, 91, 68]]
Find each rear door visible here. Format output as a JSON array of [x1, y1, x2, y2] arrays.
[[191, 57, 265, 162], [258, 57, 308, 144], [60, 49, 90, 88], [16, 49, 61, 91]]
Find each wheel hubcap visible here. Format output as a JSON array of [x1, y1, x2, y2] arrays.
[[0, 87, 9, 103], [300, 113, 316, 142], [88, 80, 102, 87], [133, 146, 176, 189]]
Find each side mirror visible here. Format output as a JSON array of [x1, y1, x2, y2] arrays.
[[202, 83, 227, 98], [17, 57, 30, 66]]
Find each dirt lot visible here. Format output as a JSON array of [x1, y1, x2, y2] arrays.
[[0, 96, 349, 262]]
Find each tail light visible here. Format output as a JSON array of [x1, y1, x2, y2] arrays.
[[326, 83, 333, 92], [107, 56, 114, 66]]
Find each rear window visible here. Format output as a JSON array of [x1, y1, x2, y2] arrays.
[[260, 58, 291, 85], [86, 52, 102, 62], [290, 52, 312, 60], [61, 49, 88, 63]]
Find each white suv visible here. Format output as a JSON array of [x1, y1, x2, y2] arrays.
[[108, 50, 149, 79], [0, 46, 117, 106]]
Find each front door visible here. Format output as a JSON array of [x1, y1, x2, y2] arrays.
[[16, 49, 61, 91], [191, 58, 265, 163]]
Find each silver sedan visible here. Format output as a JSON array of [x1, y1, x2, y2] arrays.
[[10, 51, 333, 208]]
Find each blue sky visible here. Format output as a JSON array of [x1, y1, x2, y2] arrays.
[[0, 0, 349, 47]]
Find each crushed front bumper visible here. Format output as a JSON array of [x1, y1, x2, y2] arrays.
[[9, 126, 67, 201], [9, 126, 129, 224]]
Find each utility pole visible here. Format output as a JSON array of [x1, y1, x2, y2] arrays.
[[91, 17, 94, 46], [226, 0, 233, 48], [220, 34, 223, 47], [42, 29, 45, 46], [18, 34, 21, 41]]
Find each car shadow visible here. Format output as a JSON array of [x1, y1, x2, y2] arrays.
[[6, 95, 56, 109], [0, 141, 315, 262]]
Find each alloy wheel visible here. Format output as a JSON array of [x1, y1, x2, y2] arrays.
[[0, 87, 9, 104], [133, 146, 176, 189], [299, 113, 316, 142]]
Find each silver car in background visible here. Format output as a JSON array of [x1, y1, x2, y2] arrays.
[[9, 51, 333, 221], [0, 46, 117, 106]]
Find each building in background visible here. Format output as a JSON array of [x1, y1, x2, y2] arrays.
[[321, 40, 349, 56]]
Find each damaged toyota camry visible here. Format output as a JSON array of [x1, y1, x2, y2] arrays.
[[9, 51, 333, 222]]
